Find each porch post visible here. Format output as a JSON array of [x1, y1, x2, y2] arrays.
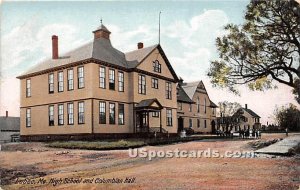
[[160, 110, 162, 133], [147, 110, 150, 132]]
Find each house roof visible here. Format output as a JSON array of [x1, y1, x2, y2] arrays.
[[181, 81, 202, 100], [17, 25, 179, 82], [0, 117, 20, 131], [135, 98, 163, 110], [177, 85, 194, 103], [210, 100, 218, 108], [243, 108, 260, 118]]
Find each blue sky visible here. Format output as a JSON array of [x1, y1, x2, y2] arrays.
[[0, 1, 298, 124]]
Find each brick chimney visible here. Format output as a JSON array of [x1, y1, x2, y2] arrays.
[[245, 104, 248, 109], [137, 42, 144, 49], [52, 35, 59, 59], [6, 111, 8, 117]]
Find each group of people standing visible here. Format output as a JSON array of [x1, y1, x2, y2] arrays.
[[239, 129, 261, 139]]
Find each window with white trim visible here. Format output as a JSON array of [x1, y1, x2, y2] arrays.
[[49, 105, 54, 126], [99, 67, 106, 88], [58, 71, 64, 92], [118, 71, 124, 92], [109, 69, 115, 90], [26, 108, 31, 127], [78, 102, 85, 124], [166, 82, 172, 99], [99, 101, 106, 124], [58, 104, 64, 125], [78, 66, 84, 89], [109, 103, 115, 124], [26, 79, 31, 97], [138, 75, 146, 94], [49, 73, 54, 93], [67, 103, 74, 125], [118, 104, 124, 125], [166, 109, 172, 126], [67, 69, 74, 90]]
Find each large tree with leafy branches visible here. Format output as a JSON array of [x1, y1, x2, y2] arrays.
[[208, 0, 300, 103]]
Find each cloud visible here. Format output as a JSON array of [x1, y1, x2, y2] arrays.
[[109, 24, 157, 52], [1, 21, 87, 78], [164, 10, 229, 81], [164, 9, 229, 48]]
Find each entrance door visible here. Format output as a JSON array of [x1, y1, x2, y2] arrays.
[[178, 117, 184, 133], [211, 120, 216, 134]]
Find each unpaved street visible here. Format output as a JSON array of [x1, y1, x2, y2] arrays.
[[1, 134, 299, 190]]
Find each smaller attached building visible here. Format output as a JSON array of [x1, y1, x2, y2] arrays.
[[0, 112, 20, 143], [177, 80, 217, 133]]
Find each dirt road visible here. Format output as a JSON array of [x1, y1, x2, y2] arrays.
[[1, 134, 299, 190]]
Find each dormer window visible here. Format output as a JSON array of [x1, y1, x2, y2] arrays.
[[153, 60, 161, 73]]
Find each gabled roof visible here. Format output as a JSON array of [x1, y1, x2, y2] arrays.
[[136, 98, 163, 110], [0, 117, 20, 131], [181, 80, 204, 100], [177, 85, 194, 103], [125, 44, 158, 68], [243, 108, 260, 118], [210, 100, 218, 108]]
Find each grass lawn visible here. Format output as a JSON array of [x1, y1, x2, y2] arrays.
[[47, 139, 146, 150], [46, 136, 205, 150]]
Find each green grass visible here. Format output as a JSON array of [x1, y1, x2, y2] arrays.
[[47, 139, 146, 150], [46, 136, 205, 150]]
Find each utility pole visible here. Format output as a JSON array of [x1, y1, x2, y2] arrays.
[[159, 11, 162, 44]]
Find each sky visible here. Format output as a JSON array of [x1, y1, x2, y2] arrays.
[[0, 0, 298, 125]]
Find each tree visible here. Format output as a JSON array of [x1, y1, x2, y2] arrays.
[[274, 104, 300, 131], [218, 101, 242, 117], [208, 0, 300, 102]]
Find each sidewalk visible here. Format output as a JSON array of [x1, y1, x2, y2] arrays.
[[255, 134, 300, 155]]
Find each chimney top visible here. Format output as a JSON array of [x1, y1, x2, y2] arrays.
[[137, 42, 144, 49], [52, 35, 59, 59], [6, 111, 8, 117], [245, 104, 248, 109]]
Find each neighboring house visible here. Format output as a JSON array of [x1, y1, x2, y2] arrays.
[[17, 23, 179, 141], [233, 104, 261, 131], [216, 104, 261, 132], [0, 111, 20, 143], [177, 80, 217, 133]]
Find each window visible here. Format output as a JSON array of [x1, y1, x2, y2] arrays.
[[178, 102, 182, 110], [151, 78, 158, 89], [49, 105, 54, 126], [204, 119, 207, 128], [118, 104, 124, 125], [58, 71, 64, 92], [49, 73, 54, 93], [165, 82, 172, 99], [26, 79, 31, 97], [153, 60, 161, 73], [204, 98, 207, 114], [99, 101, 106, 124], [212, 108, 215, 115], [189, 104, 192, 112], [197, 97, 200, 113], [78, 66, 84, 89], [118, 72, 124, 92], [58, 104, 64, 125], [26, 108, 31, 127], [109, 69, 115, 90], [197, 119, 200, 128], [166, 109, 172, 126], [152, 112, 159, 117], [99, 67, 106, 88], [109, 103, 115, 124], [78, 102, 84, 124], [189, 118, 192, 128], [67, 103, 74, 125], [67, 69, 74, 91], [138, 75, 146, 94]]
